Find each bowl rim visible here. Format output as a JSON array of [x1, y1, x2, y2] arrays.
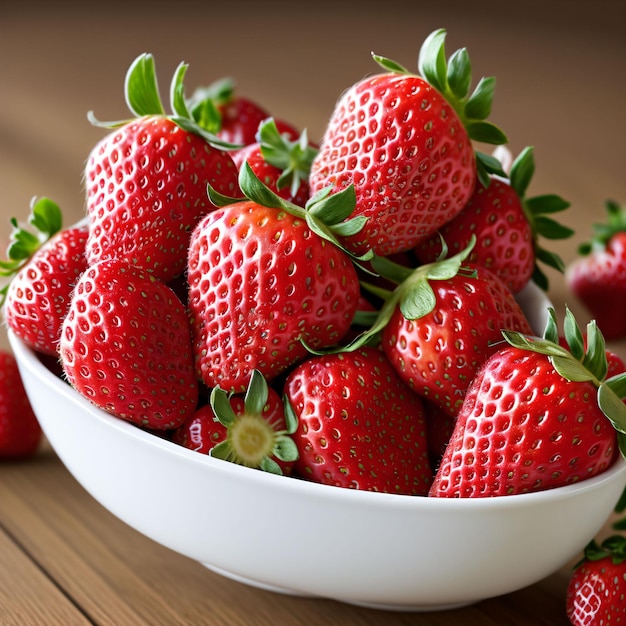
[[10, 327, 626, 512]]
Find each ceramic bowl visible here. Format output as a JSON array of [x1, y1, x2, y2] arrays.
[[9, 282, 626, 611]]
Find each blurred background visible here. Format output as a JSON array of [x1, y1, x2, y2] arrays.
[[1, 0, 625, 352]]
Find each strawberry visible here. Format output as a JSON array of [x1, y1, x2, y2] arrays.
[[309, 28, 507, 257], [429, 308, 626, 498], [415, 147, 573, 293], [85, 54, 240, 283], [566, 535, 626, 625], [173, 369, 298, 475], [0, 349, 42, 459], [283, 346, 432, 494], [59, 260, 198, 430], [348, 240, 532, 418], [230, 118, 318, 206], [1, 198, 88, 356], [566, 200, 626, 340], [186, 77, 300, 147], [187, 162, 366, 393]]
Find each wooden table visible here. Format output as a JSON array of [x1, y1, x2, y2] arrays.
[[1, 2, 624, 624]]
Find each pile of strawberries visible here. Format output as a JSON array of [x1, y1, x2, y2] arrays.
[[1, 29, 625, 501]]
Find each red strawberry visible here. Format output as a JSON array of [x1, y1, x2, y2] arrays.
[[415, 147, 573, 293], [230, 118, 317, 206], [350, 242, 532, 418], [0, 349, 42, 459], [174, 369, 298, 475], [85, 54, 240, 283], [566, 535, 626, 625], [59, 260, 198, 430], [309, 28, 507, 257], [187, 163, 364, 393], [566, 200, 626, 340], [429, 308, 625, 497], [187, 77, 300, 147], [1, 198, 88, 356], [283, 346, 432, 494]]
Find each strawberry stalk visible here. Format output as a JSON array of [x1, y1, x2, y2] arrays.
[[502, 307, 626, 456], [209, 369, 299, 474], [0, 197, 63, 306], [373, 28, 508, 187], [88, 53, 238, 150], [507, 147, 574, 290]]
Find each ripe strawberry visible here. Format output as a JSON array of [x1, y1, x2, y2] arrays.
[[415, 147, 573, 293], [429, 308, 625, 498], [349, 241, 532, 418], [309, 28, 507, 257], [59, 260, 198, 430], [566, 200, 626, 340], [230, 118, 317, 206], [187, 163, 365, 393], [283, 346, 432, 494], [1, 198, 88, 356], [173, 369, 298, 475], [186, 77, 300, 147], [85, 54, 240, 283], [566, 535, 626, 625], [0, 349, 42, 459]]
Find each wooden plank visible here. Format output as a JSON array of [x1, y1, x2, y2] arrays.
[[0, 522, 92, 626]]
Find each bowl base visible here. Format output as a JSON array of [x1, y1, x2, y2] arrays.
[[203, 563, 477, 611]]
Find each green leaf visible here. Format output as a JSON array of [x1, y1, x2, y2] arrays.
[[238, 161, 290, 210], [190, 98, 222, 134], [399, 279, 436, 320], [244, 369, 269, 417], [417, 28, 448, 92], [446, 47, 471, 100], [282, 396, 299, 435], [207, 183, 245, 208], [465, 120, 508, 145], [509, 146, 534, 198], [465, 76, 495, 121], [525, 194, 571, 215], [551, 356, 596, 383], [619, 431, 626, 460], [371, 53, 410, 74], [169, 61, 192, 119], [307, 183, 357, 225], [29, 197, 63, 237], [534, 246, 566, 273], [475, 151, 507, 179], [582, 320, 608, 380], [124, 53, 165, 118], [606, 372, 626, 399], [598, 384, 626, 434], [259, 457, 283, 475], [533, 215, 575, 240], [543, 308, 560, 344], [330, 215, 368, 238], [209, 387, 237, 428], [531, 265, 549, 291], [210, 440, 233, 461], [273, 435, 299, 463], [562, 306, 585, 360]]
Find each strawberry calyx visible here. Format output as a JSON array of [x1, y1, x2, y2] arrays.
[[575, 534, 626, 569], [501, 307, 626, 456], [373, 28, 508, 187], [208, 160, 373, 266], [507, 146, 574, 290], [0, 197, 63, 306], [317, 237, 477, 354], [209, 369, 298, 475], [256, 118, 318, 199], [87, 53, 238, 150], [185, 77, 234, 136], [578, 200, 626, 255]]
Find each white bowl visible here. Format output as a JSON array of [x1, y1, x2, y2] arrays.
[[8, 282, 626, 611]]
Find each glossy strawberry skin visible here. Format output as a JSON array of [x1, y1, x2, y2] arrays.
[[415, 178, 534, 294], [566, 551, 626, 625], [59, 261, 198, 430], [567, 232, 626, 340], [429, 345, 617, 498], [84, 116, 239, 283], [173, 387, 296, 475], [284, 347, 433, 495], [309, 73, 476, 257], [4, 225, 89, 356], [0, 350, 42, 459], [187, 201, 360, 393], [381, 265, 532, 418]]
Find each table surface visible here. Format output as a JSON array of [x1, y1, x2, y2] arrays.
[[0, 2, 625, 624]]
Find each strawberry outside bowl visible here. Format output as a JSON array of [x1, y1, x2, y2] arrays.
[[8, 281, 626, 612]]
